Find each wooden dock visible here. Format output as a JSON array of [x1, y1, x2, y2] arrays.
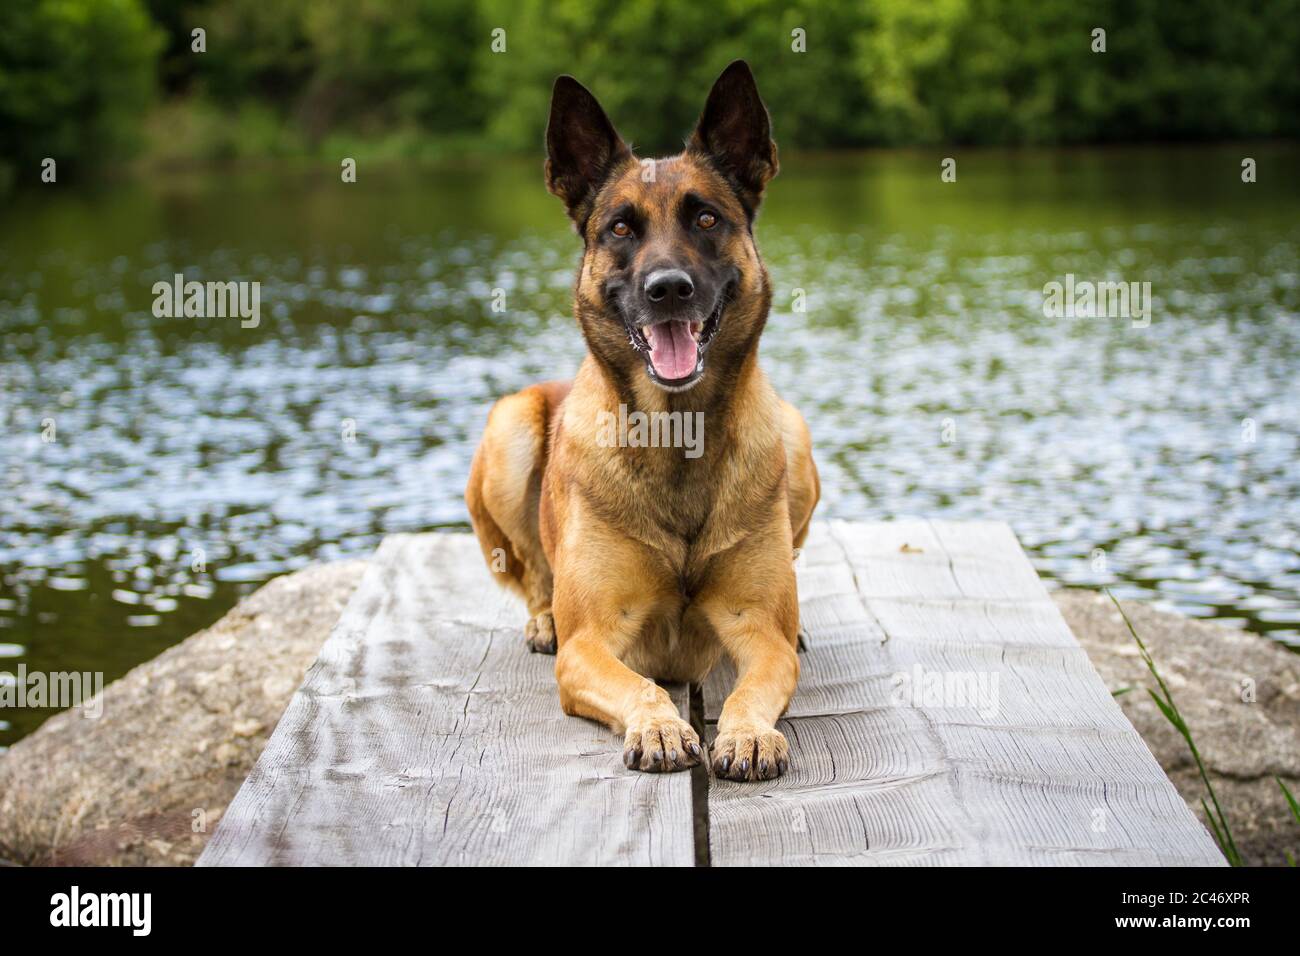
[[198, 520, 1224, 867]]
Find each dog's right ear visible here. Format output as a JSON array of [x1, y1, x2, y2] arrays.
[[545, 76, 632, 225]]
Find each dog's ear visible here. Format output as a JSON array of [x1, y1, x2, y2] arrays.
[[545, 76, 632, 224], [688, 60, 778, 213]]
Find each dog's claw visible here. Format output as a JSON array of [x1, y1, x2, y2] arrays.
[[622, 715, 701, 774], [711, 727, 791, 782]]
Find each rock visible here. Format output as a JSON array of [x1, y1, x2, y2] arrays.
[[1053, 589, 1300, 867], [2, 558, 1296, 866], [0, 559, 367, 866], [231, 718, 264, 738]]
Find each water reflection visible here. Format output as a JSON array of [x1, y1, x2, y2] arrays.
[[1, 146, 1297, 745]]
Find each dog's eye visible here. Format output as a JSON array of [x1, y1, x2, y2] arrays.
[[697, 210, 718, 230], [610, 220, 632, 238]]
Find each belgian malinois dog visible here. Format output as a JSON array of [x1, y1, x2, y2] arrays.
[[465, 61, 819, 781]]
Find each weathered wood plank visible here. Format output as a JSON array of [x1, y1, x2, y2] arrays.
[[203, 520, 1222, 867], [703, 519, 1224, 867], [198, 533, 694, 867]]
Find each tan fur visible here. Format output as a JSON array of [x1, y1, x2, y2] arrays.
[[465, 64, 818, 780]]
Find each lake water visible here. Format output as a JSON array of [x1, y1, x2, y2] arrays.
[[2, 145, 1298, 747]]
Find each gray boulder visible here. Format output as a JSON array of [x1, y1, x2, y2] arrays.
[[0, 560, 367, 866]]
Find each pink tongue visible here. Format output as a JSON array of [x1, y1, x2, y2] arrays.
[[644, 322, 699, 380]]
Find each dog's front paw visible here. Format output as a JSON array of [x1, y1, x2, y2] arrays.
[[524, 611, 556, 654], [623, 714, 702, 773], [711, 726, 790, 781]]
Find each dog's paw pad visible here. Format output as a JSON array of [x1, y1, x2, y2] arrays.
[[524, 612, 556, 654], [711, 727, 789, 781], [623, 715, 702, 774]]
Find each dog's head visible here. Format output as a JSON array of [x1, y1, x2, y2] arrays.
[[545, 61, 778, 394]]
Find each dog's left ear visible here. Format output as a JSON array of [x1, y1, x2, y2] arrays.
[[688, 60, 778, 213]]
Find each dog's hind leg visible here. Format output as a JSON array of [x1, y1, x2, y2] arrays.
[[465, 382, 569, 653], [780, 398, 820, 551]]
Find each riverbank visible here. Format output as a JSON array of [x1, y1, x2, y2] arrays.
[[0, 559, 1296, 867]]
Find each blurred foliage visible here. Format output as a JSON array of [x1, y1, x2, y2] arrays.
[[3, 0, 1299, 181], [0, 0, 162, 179]]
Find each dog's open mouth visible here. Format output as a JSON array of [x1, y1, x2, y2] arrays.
[[628, 290, 727, 390]]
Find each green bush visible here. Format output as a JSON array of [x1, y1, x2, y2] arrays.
[[0, 0, 163, 178], [4, 0, 1300, 179], [135, 0, 1300, 159], [192, 0, 485, 143], [468, 0, 1300, 151]]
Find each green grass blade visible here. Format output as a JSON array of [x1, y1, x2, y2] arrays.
[[1109, 589, 1242, 866], [1145, 688, 1180, 730], [1279, 777, 1300, 826], [1201, 798, 1225, 846]]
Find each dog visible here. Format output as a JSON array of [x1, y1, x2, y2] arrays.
[[465, 61, 819, 781]]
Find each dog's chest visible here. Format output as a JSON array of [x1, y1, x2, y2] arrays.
[[625, 582, 722, 683]]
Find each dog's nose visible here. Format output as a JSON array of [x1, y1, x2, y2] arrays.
[[644, 269, 694, 307]]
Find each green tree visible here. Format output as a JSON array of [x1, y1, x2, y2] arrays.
[[5, 0, 1300, 178], [191, 0, 483, 144], [472, 0, 878, 154], [0, 0, 163, 178]]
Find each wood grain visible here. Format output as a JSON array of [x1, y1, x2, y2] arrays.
[[198, 533, 694, 866], [702, 519, 1225, 867], [202, 521, 1223, 867]]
